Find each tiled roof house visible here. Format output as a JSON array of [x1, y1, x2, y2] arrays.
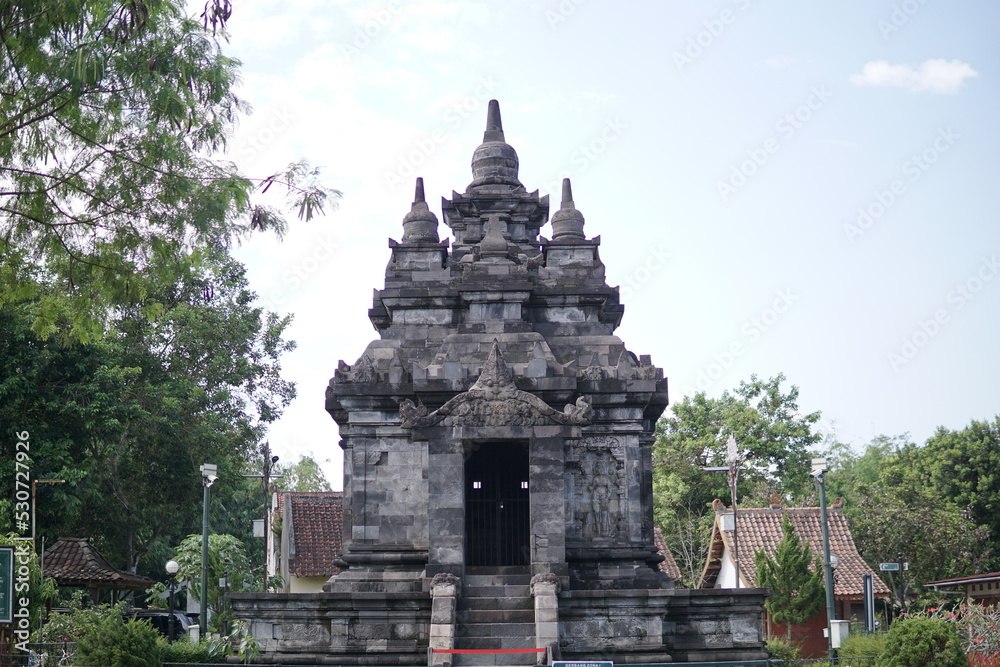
[[271, 492, 343, 593], [653, 526, 684, 583], [697, 498, 890, 658], [43, 537, 155, 603], [925, 572, 1000, 608]]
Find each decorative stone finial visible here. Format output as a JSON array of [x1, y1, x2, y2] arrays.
[[478, 214, 509, 258], [550, 178, 586, 240], [470, 340, 514, 394], [483, 99, 505, 142], [469, 100, 520, 190], [401, 177, 440, 243]]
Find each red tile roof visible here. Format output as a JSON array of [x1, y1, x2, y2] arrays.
[[42, 538, 155, 590], [653, 527, 683, 582], [279, 492, 343, 578], [699, 506, 891, 601]]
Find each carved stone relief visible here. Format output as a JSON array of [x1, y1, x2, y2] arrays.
[[567, 436, 627, 540]]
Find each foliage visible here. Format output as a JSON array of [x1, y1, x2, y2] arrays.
[[277, 454, 333, 492], [906, 604, 1000, 655], [0, 0, 338, 342], [875, 617, 966, 667], [0, 250, 295, 573], [839, 632, 888, 658], [207, 618, 259, 664], [46, 603, 162, 667], [653, 374, 821, 584], [902, 417, 1000, 572], [156, 635, 218, 663], [754, 517, 826, 642], [764, 636, 799, 660], [171, 533, 251, 630]]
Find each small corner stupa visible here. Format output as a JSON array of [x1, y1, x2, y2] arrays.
[[232, 100, 767, 666]]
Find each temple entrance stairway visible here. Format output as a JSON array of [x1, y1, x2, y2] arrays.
[[454, 566, 538, 667]]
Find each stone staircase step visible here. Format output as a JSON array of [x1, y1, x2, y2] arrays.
[[462, 585, 531, 598], [459, 596, 533, 610], [458, 608, 535, 624], [464, 574, 532, 587], [457, 622, 536, 639]]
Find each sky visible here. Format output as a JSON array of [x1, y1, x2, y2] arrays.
[[217, 0, 1000, 490]]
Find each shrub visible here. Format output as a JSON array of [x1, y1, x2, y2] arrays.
[[156, 636, 218, 663], [75, 609, 161, 667], [765, 636, 800, 660], [840, 631, 887, 658], [875, 617, 965, 667]]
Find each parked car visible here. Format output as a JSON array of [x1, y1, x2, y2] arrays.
[[132, 609, 198, 638]]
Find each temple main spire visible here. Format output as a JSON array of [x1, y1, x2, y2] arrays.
[[468, 99, 521, 191]]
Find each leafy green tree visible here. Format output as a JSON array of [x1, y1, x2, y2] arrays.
[[909, 417, 1000, 570], [653, 374, 822, 584], [172, 533, 252, 630], [755, 517, 826, 643], [0, 0, 337, 342], [0, 250, 295, 574], [876, 617, 966, 667], [277, 455, 333, 492], [846, 481, 989, 602]]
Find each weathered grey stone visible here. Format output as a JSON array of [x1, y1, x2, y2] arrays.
[[230, 100, 766, 665]]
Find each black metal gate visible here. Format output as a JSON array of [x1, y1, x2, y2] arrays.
[[465, 441, 530, 566]]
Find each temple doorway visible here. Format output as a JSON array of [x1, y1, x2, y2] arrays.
[[465, 441, 530, 566]]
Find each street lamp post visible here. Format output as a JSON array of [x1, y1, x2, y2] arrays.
[[165, 559, 179, 642], [199, 464, 218, 637], [31, 479, 65, 554], [812, 457, 837, 662]]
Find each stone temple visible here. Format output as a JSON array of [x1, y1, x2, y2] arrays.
[[232, 101, 767, 665]]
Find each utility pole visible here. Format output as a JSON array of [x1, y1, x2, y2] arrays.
[[244, 442, 281, 592], [704, 434, 744, 588]]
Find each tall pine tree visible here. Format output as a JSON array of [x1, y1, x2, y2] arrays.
[[755, 516, 826, 643]]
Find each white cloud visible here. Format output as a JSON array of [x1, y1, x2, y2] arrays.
[[848, 59, 978, 94], [764, 56, 795, 69]]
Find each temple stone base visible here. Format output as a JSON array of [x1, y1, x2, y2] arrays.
[[230, 586, 768, 665]]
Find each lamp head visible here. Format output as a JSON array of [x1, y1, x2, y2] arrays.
[[165, 559, 179, 576]]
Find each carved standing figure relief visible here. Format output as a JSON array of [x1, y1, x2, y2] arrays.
[[590, 458, 615, 537], [571, 448, 624, 539]]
